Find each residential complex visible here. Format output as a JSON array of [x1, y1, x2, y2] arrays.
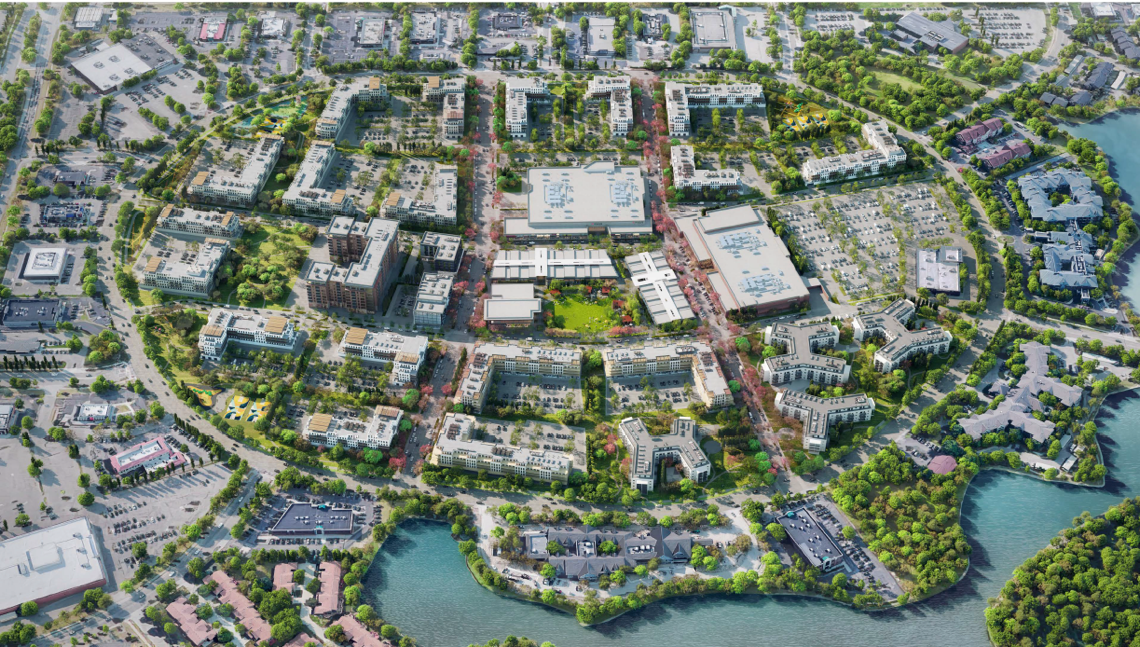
[[456, 343, 582, 413], [0, 518, 108, 615], [762, 322, 850, 386], [337, 328, 428, 385], [774, 390, 876, 453], [187, 135, 283, 207], [955, 117, 1004, 146], [1017, 169, 1103, 223], [483, 283, 544, 328], [420, 232, 464, 273], [303, 405, 405, 450], [676, 205, 810, 315], [1036, 229, 1099, 299], [155, 205, 244, 240], [505, 77, 550, 139], [431, 412, 576, 483], [383, 166, 458, 226], [197, 308, 299, 360], [506, 161, 650, 242], [414, 273, 454, 330], [960, 342, 1085, 443], [625, 250, 695, 325], [139, 238, 230, 298], [305, 217, 400, 313], [315, 562, 344, 616], [669, 144, 741, 192], [490, 247, 618, 284], [603, 341, 732, 410], [316, 76, 387, 140], [167, 597, 217, 647], [617, 416, 709, 494], [283, 141, 354, 217], [664, 82, 766, 137], [853, 299, 953, 372], [916, 246, 963, 295], [585, 75, 633, 137], [802, 121, 906, 185], [422, 76, 467, 141], [524, 525, 711, 581], [207, 571, 272, 643]]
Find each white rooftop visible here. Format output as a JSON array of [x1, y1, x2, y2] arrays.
[[0, 518, 107, 615]]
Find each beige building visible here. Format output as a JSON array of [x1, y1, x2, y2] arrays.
[[187, 135, 284, 207], [853, 299, 952, 372], [316, 76, 387, 140], [456, 343, 582, 413], [774, 390, 875, 454], [603, 341, 732, 410], [431, 413, 573, 484]]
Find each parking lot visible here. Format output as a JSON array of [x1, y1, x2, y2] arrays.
[[959, 7, 1048, 54], [606, 372, 698, 415], [491, 374, 582, 412], [2, 240, 93, 297]]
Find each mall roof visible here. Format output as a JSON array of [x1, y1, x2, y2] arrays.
[[0, 517, 108, 615], [491, 247, 618, 282], [510, 161, 649, 237], [71, 43, 152, 93], [624, 250, 694, 325]]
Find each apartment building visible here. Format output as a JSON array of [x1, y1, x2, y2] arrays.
[[316, 76, 387, 140], [338, 328, 428, 386], [303, 405, 404, 450], [954, 117, 1004, 146], [774, 390, 875, 453], [304, 217, 399, 313], [664, 82, 766, 137], [139, 238, 230, 298], [585, 75, 633, 137], [603, 341, 732, 410], [420, 231, 464, 273], [802, 121, 906, 185], [187, 135, 283, 207], [505, 77, 550, 139], [853, 299, 952, 372], [283, 141, 354, 217], [413, 272, 454, 330], [762, 322, 850, 386], [431, 412, 574, 484], [422, 76, 467, 141], [197, 307, 298, 360], [618, 416, 709, 494], [669, 144, 740, 191], [155, 204, 244, 240], [456, 343, 582, 413], [382, 166, 458, 226]]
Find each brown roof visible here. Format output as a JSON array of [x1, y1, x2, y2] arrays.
[[376, 405, 401, 419], [160, 204, 175, 218], [315, 561, 343, 615], [369, 76, 382, 90], [264, 316, 288, 335], [221, 212, 234, 226], [335, 616, 389, 647], [166, 597, 217, 647], [426, 76, 441, 89], [207, 571, 272, 642], [191, 171, 209, 186], [344, 327, 368, 345], [144, 257, 163, 272], [384, 191, 401, 207], [308, 413, 332, 433], [200, 324, 225, 338], [272, 562, 297, 591], [331, 189, 347, 205]]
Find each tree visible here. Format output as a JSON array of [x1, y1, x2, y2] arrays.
[[132, 542, 148, 560], [18, 601, 37, 617], [78, 491, 95, 506], [156, 580, 178, 602], [187, 557, 205, 579], [765, 522, 787, 540]]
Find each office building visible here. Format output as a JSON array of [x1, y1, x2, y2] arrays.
[[762, 322, 850, 386], [420, 232, 464, 273], [414, 272, 454, 330], [893, 12, 969, 54], [71, 43, 152, 93], [303, 405, 405, 450], [73, 402, 111, 424], [382, 166, 458, 226], [0, 518, 108, 615], [916, 246, 963, 295], [676, 205, 810, 315], [603, 341, 732, 410], [260, 11, 288, 39], [483, 283, 543, 328], [665, 82, 766, 137], [1017, 169, 1103, 224], [197, 308, 298, 360], [456, 343, 581, 413], [691, 8, 738, 51], [506, 161, 650, 242], [155, 205, 244, 240], [73, 6, 106, 30], [774, 390, 875, 453], [187, 135, 284, 207], [586, 16, 618, 55], [618, 417, 709, 494], [283, 141, 354, 217], [357, 16, 385, 47], [853, 299, 953, 372], [0, 404, 16, 433], [305, 217, 399, 313], [338, 328, 428, 385], [670, 145, 740, 192], [505, 78, 550, 139], [585, 76, 633, 136], [491, 247, 617, 284], [525, 526, 710, 581], [1, 298, 61, 329], [19, 248, 69, 283], [139, 238, 230, 298], [107, 437, 187, 477], [431, 412, 575, 483], [316, 77, 387, 140], [778, 505, 845, 572], [802, 121, 906, 185], [624, 250, 695, 325]]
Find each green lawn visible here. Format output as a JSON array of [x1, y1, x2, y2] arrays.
[[217, 224, 308, 309], [870, 70, 924, 94], [551, 296, 615, 333]]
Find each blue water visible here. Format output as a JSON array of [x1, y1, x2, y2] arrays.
[[364, 393, 1140, 647]]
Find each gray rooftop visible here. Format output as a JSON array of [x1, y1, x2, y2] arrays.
[[509, 161, 649, 238], [625, 250, 694, 325], [1017, 169, 1103, 224], [491, 248, 618, 282], [916, 246, 962, 293]]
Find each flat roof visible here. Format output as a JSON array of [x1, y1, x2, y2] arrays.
[[71, 43, 152, 93], [2, 298, 61, 324], [0, 517, 108, 615], [516, 161, 648, 237], [624, 250, 694, 325], [916, 247, 961, 293], [484, 283, 543, 322], [271, 502, 355, 535], [491, 247, 618, 282], [21, 248, 68, 280]]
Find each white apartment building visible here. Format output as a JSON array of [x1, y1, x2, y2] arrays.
[[853, 299, 953, 372], [802, 121, 907, 185], [283, 142, 354, 216], [303, 405, 404, 450], [585, 76, 633, 137], [155, 204, 244, 240], [456, 343, 582, 413], [187, 135, 284, 207], [431, 413, 573, 484], [618, 417, 709, 494], [338, 327, 428, 386], [665, 82, 766, 137], [197, 308, 298, 360], [603, 341, 732, 410], [316, 76, 387, 140], [774, 390, 876, 453], [413, 273, 454, 330], [422, 77, 467, 141], [139, 238, 230, 298], [382, 166, 458, 226], [669, 145, 740, 191], [762, 322, 850, 386], [505, 77, 550, 139]]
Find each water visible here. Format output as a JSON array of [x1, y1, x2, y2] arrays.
[[1069, 111, 1140, 307], [364, 393, 1140, 647]]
